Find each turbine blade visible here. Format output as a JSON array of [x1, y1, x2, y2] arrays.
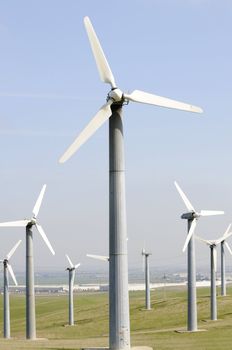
[[74, 263, 81, 269], [225, 242, 232, 255], [0, 220, 29, 227], [59, 101, 112, 163], [32, 184, 46, 218], [35, 224, 55, 255], [183, 218, 197, 252], [174, 181, 195, 212], [6, 240, 22, 260], [84, 16, 116, 88], [124, 90, 203, 113], [223, 223, 232, 238], [216, 225, 232, 244], [66, 254, 74, 268], [8, 264, 18, 286], [86, 254, 109, 262], [200, 210, 224, 216], [195, 235, 211, 245]]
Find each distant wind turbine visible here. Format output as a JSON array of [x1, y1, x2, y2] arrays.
[[196, 224, 232, 320], [142, 248, 152, 310], [65, 254, 81, 326], [0, 185, 55, 339], [174, 181, 224, 331], [0, 240, 22, 338], [59, 16, 203, 350]]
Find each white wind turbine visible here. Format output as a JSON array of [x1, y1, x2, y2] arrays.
[[65, 254, 81, 326], [174, 181, 224, 331], [142, 248, 152, 310], [59, 16, 203, 350], [0, 185, 55, 339], [0, 239, 22, 339], [195, 224, 232, 320]]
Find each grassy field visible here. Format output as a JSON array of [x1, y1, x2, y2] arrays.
[[0, 285, 232, 349]]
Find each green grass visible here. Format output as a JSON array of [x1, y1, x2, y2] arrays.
[[0, 285, 232, 349]]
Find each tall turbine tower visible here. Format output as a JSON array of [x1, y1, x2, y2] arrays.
[[65, 254, 81, 326], [0, 240, 22, 338], [174, 181, 224, 331], [142, 248, 152, 310], [196, 226, 232, 319], [59, 16, 203, 350], [0, 185, 55, 339]]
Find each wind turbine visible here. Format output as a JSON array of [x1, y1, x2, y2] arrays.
[[174, 181, 224, 331], [0, 239, 22, 339], [65, 254, 81, 326], [59, 16, 203, 350], [196, 225, 232, 320], [142, 248, 152, 310], [0, 185, 55, 339]]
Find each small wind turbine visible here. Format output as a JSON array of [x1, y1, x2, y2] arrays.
[[0, 185, 55, 339], [174, 181, 224, 331], [142, 248, 152, 310], [0, 240, 22, 338], [59, 16, 203, 350], [196, 225, 232, 320], [65, 254, 81, 326]]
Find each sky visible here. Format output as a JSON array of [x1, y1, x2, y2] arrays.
[[0, 0, 231, 276]]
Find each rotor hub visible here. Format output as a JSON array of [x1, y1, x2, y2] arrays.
[[107, 88, 123, 103]]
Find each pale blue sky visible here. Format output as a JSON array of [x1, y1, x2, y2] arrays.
[[0, 1, 231, 274]]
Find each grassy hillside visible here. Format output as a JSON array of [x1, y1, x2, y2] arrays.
[[0, 285, 232, 349]]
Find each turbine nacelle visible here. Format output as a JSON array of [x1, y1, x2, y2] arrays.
[[107, 88, 124, 103], [181, 212, 198, 220], [27, 217, 37, 227]]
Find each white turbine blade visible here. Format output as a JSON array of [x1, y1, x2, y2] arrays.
[[86, 254, 109, 262], [6, 240, 22, 260], [66, 254, 74, 268], [8, 264, 18, 286], [32, 184, 46, 218], [213, 248, 217, 272], [59, 101, 112, 163], [35, 224, 55, 255], [215, 226, 232, 244], [0, 220, 29, 227], [225, 242, 232, 256], [200, 210, 224, 217], [84, 16, 116, 88], [74, 263, 81, 269], [183, 218, 197, 252], [195, 235, 211, 245], [124, 90, 203, 113], [224, 231, 232, 241], [174, 181, 195, 212], [223, 223, 232, 238]]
